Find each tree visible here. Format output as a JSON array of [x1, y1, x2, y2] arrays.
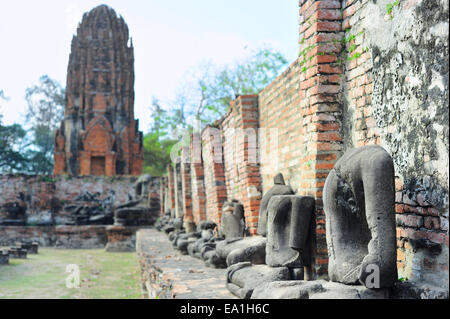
[[143, 47, 289, 173], [142, 132, 177, 176], [142, 97, 178, 176], [24, 75, 65, 174], [0, 91, 29, 172], [167, 47, 289, 126]]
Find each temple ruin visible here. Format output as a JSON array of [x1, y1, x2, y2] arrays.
[[1, 1, 448, 301], [53, 5, 143, 177]]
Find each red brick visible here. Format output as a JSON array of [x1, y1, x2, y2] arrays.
[[424, 216, 440, 230], [396, 214, 423, 228]]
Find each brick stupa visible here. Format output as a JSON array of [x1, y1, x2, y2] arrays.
[[54, 5, 143, 176]]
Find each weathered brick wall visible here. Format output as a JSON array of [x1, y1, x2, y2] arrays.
[[258, 0, 345, 276], [53, 175, 137, 204], [0, 226, 108, 248], [220, 95, 262, 234], [0, 174, 138, 219], [0, 175, 55, 214], [339, 0, 449, 289], [181, 145, 193, 226], [173, 163, 184, 219], [340, 0, 379, 149], [190, 133, 207, 225], [167, 165, 175, 211], [160, 176, 167, 215], [201, 126, 227, 228], [165, 0, 448, 288]]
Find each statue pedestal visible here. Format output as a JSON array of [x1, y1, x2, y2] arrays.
[[226, 262, 291, 299], [0, 250, 9, 265], [251, 280, 390, 299]]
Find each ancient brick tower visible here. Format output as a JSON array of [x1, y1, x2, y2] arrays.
[[54, 5, 143, 176]]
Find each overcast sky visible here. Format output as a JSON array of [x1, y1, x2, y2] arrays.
[[0, 0, 299, 132]]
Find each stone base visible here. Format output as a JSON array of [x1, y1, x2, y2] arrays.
[[15, 242, 39, 254], [216, 236, 267, 267], [105, 225, 137, 252], [0, 250, 9, 265], [8, 247, 27, 259], [251, 280, 390, 299], [0, 226, 108, 248], [389, 281, 449, 299], [226, 262, 291, 299]]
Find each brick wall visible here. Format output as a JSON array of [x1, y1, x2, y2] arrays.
[[160, 176, 167, 215], [201, 126, 227, 228], [339, 0, 449, 289], [0, 174, 140, 220], [220, 95, 262, 234], [174, 163, 184, 219], [341, 0, 379, 149], [167, 165, 175, 211], [190, 132, 207, 225], [0, 225, 108, 248], [181, 145, 193, 226], [258, 0, 345, 276], [163, 0, 448, 287]]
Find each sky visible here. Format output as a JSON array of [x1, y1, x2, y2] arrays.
[[0, 0, 299, 132]]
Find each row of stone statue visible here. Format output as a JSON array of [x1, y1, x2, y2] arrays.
[[155, 145, 398, 298]]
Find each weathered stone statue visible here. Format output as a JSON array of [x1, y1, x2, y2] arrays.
[[219, 201, 246, 239], [323, 145, 397, 288], [219, 173, 295, 271], [135, 174, 151, 199], [266, 195, 315, 280], [113, 174, 159, 226], [107, 175, 160, 252], [0, 202, 26, 226], [257, 173, 294, 236], [224, 173, 300, 298]]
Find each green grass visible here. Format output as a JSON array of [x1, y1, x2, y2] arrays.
[[0, 248, 142, 299]]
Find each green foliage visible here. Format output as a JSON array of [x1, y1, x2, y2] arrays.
[[386, 0, 400, 19], [168, 47, 289, 126], [0, 76, 64, 174], [298, 43, 319, 73], [24, 75, 65, 174], [143, 47, 288, 175], [25, 75, 65, 129], [0, 119, 29, 172], [142, 131, 177, 176], [0, 91, 29, 172]]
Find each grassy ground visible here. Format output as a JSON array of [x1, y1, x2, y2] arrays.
[[0, 247, 142, 299]]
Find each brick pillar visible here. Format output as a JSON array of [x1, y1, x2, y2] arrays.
[[105, 153, 117, 176], [167, 164, 175, 211], [221, 95, 262, 234], [298, 0, 344, 277], [53, 152, 66, 175], [174, 162, 183, 219], [181, 144, 193, 227], [201, 125, 227, 228], [160, 176, 167, 215], [191, 132, 207, 225]]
